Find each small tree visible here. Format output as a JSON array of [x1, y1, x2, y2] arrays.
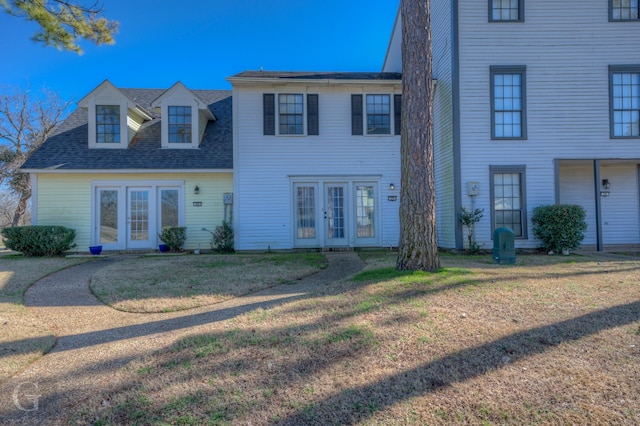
[[0, 86, 71, 226], [158, 226, 187, 252], [459, 207, 483, 254], [532, 204, 587, 253]]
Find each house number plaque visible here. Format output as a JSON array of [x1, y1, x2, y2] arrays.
[[193, 201, 203, 207], [388, 196, 397, 201]]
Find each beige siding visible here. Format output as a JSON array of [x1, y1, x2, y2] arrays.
[[35, 172, 232, 251]]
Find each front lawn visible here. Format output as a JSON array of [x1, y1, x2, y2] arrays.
[[91, 253, 328, 313], [71, 252, 640, 425]]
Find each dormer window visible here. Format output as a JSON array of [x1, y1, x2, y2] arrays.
[[151, 82, 215, 149], [96, 105, 121, 143], [168, 106, 192, 143]]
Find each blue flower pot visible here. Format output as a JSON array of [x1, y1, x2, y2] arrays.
[[158, 244, 168, 253], [89, 245, 103, 255]]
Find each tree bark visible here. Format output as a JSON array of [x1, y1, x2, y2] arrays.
[[11, 176, 30, 226], [396, 0, 440, 271]]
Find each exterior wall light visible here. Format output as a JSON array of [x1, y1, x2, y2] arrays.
[[600, 179, 610, 197], [389, 183, 396, 191], [194, 185, 200, 195]]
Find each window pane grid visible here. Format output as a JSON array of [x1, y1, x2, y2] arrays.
[[494, 73, 523, 138], [296, 186, 316, 239], [356, 186, 375, 238], [366, 94, 391, 134], [327, 186, 345, 239], [130, 191, 149, 241], [492, 0, 520, 21], [96, 105, 120, 143], [279, 94, 304, 135], [612, 72, 640, 137], [612, 0, 639, 19], [168, 106, 192, 143], [493, 172, 523, 237], [160, 189, 179, 228]]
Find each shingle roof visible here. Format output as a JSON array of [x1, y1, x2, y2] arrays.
[[231, 71, 402, 80], [22, 89, 233, 171]]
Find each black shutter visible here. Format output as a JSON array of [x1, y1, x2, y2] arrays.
[[307, 94, 319, 135], [263, 94, 275, 135], [394, 94, 402, 135], [351, 94, 363, 135]]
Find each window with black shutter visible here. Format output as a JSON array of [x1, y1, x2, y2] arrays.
[[307, 94, 319, 136], [394, 94, 402, 135]]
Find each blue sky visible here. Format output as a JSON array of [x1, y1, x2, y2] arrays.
[[0, 0, 398, 102]]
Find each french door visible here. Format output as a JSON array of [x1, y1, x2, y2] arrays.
[[293, 180, 379, 248], [93, 181, 183, 250]]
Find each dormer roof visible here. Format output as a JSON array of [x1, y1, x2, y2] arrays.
[[151, 81, 216, 121], [77, 79, 154, 121]]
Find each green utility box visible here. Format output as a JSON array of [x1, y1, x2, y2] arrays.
[[493, 227, 516, 264]]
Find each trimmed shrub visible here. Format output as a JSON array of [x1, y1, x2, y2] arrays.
[[532, 204, 587, 252], [1, 225, 76, 256], [210, 221, 234, 253], [158, 226, 187, 251]]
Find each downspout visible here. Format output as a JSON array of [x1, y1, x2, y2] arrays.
[[593, 160, 603, 251], [452, 0, 463, 250]]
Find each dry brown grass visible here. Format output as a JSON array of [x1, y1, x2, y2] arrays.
[[90, 253, 328, 312], [0, 255, 88, 382], [70, 252, 640, 425]]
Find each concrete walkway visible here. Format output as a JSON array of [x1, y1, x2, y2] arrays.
[[0, 252, 364, 425]]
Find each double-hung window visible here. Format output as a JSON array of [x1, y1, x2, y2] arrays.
[[263, 94, 319, 136], [610, 0, 639, 21], [96, 105, 120, 143], [610, 66, 640, 138], [168, 106, 192, 143], [491, 66, 526, 139], [489, 0, 524, 22], [279, 94, 304, 135], [490, 166, 527, 238], [366, 94, 391, 134]]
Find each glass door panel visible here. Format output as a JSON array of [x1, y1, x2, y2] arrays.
[[99, 189, 119, 244], [127, 188, 152, 248], [293, 184, 319, 247], [324, 183, 348, 246]]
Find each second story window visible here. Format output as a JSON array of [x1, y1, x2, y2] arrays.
[[490, 0, 523, 22], [610, 0, 639, 20], [491, 66, 527, 139], [366, 94, 391, 135], [168, 106, 192, 143], [96, 105, 120, 143], [278, 94, 304, 135], [610, 66, 640, 138]]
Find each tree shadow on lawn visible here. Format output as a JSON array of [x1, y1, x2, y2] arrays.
[[280, 299, 640, 424]]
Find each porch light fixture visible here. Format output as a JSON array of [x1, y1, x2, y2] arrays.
[[389, 183, 396, 191], [600, 179, 610, 197], [194, 185, 200, 195]]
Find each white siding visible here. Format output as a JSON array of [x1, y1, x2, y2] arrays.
[[233, 83, 401, 250], [456, 0, 640, 248]]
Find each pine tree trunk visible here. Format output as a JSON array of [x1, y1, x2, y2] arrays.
[[396, 0, 440, 271]]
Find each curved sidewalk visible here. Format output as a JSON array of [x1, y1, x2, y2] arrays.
[[0, 252, 363, 425]]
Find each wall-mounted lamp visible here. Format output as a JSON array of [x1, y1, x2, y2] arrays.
[[600, 179, 610, 197], [389, 183, 396, 191], [194, 185, 200, 195]]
